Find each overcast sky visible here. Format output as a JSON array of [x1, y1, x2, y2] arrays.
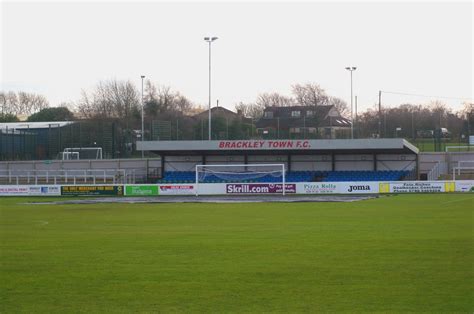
[[1, 1, 473, 113]]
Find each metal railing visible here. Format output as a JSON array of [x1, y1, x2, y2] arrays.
[[445, 145, 473, 152], [452, 160, 474, 181], [427, 162, 447, 181], [0, 169, 138, 185]]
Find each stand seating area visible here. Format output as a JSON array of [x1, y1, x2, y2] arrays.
[[157, 170, 411, 184]]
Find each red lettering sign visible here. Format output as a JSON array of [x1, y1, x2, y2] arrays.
[[218, 140, 311, 150]]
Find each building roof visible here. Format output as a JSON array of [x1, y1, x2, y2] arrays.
[[0, 121, 75, 130], [263, 105, 334, 118], [137, 138, 419, 155], [257, 105, 350, 129], [193, 106, 241, 119]]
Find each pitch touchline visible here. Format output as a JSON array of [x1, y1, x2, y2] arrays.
[[442, 196, 474, 205]]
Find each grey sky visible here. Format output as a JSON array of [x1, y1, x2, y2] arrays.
[[1, 1, 473, 113]]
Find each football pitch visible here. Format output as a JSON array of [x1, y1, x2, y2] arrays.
[[1, 194, 472, 313]]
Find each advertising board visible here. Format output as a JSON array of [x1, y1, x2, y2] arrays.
[[299, 182, 338, 194], [297, 182, 379, 194], [0, 186, 29, 196], [226, 183, 296, 194], [61, 185, 124, 196], [28, 186, 61, 196], [158, 184, 195, 195], [455, 181, 474, 192], [125, 185, 159, 196], [383, 181, 455, 193], [0, 180, 473, 197]]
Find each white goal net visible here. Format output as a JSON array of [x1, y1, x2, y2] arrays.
[[195, 164, 286, 195]]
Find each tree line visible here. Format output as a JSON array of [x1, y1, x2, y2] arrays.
[[1, 79, 472, 141], [235, 83, 348, 119], [0, 91, 49, 121], [357, 101, 473, 140]]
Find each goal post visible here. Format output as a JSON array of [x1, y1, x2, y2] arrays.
[[195, 163, 286, 196], [59, 147, 103, 160]]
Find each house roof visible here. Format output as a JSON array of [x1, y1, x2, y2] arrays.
[[263, 105, 335, 118], [193, 106, 240, 118], [256, 116, 351, 129], [257, 105, 350, 129], [192, 106, 251, 124]]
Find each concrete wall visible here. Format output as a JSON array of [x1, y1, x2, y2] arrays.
[[377, 154, 416, 171], [418, 152, 474, 176], [5, 150, 456, 183], [163, 156, 201, 172], [291, 155, 332, 171], [0, 158, 162, 181]]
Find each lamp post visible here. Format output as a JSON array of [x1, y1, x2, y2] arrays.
[[204, 36, 218, 140], [345, 66, 357, 139], [141, 75, 145, 158], [355, 95, 358, 138]]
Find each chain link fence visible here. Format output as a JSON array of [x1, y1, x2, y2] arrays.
[[0, 120, 136, 161], [1, 113, 472, 161]]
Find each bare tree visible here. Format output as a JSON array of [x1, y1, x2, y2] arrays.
[[292, 83, 330, 107], [459, 102, 473, 119], [144, 81, 194, 118], [174, 93, 193, 113], [77, 90, 96, 119], [328, 96, 349, 117], [234, 102, 265, 119], [235, 83, 348, 119], [0, 92, 16, 114], [428, 100, 449, 129], [0, 91, 49, 115], [459, 102, 473, 136], [256, 92, 294, 108], [77, 79, 140, 121]]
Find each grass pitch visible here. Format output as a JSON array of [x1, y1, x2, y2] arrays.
[[1, 194, 473, 313]]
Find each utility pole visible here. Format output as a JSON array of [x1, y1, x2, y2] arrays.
[[204, 36, 218, 140], [277, 117, 280, 139], [378, 90, 382, 138], [355, 95, 358, 139], [141, 75, 145, 158], [345, 66, 357, 139]]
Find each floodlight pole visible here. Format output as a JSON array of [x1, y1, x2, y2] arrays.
[[345, 66, 357, 139], [141, 75, 145, 158], [204, 36, 218, 140], [378, 90, 382, 137], [282, 165, 286, 196], [355, 95, 358, 139]]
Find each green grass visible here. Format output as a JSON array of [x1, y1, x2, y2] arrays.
[[1, 194, 473, 313]]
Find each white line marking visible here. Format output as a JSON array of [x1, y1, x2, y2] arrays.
[[442, 196, 474, 205]]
